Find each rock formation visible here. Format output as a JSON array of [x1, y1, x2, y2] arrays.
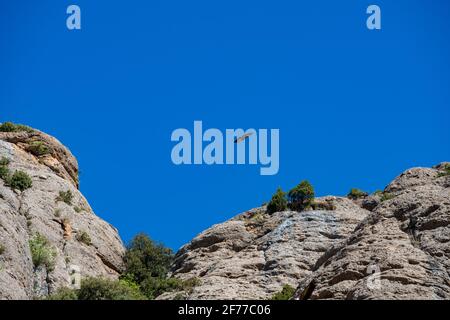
[[0, 126, 125, 300], [1, 124, 449, 300], [159, 163, 450, 300]]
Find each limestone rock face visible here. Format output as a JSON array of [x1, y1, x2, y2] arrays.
[[293, 165, 450, 300], [0, 127, 125, 300], [160, 164, 450, 300], [158, 198, 370, 299]]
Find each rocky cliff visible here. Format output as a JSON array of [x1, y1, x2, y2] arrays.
[[159, 163, 450, 300], [0, 126, 125, 299], [1, 124, 449, 300]]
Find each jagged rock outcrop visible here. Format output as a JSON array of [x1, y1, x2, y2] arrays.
[[160, 163, 450, 300], [0, 126, 125, 300]]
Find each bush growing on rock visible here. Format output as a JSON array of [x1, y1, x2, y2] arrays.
[[347, 188, 368, 200], [437, 164, 450, 177], [288, 180, 314, 211], [76, 231, 92, 246], [27, 141, 52, 156], [266, 187, 287, 214], [0, 122, 33, 133], [47, 277, 147, 300], [0, 157, 11, 183], [0, 122, 16, 132], [29, 233, 56, 271], [271, 284, 295, 300], [0, 157, 10, 166], [7, 170, 32, 191], [56, 190, 73, 205], [380, 192, 395, 202], [0, 165, 10, 180], [0, 244, 5, 255]]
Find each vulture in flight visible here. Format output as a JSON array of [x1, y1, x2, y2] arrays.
[[234, 132, 254, 143]]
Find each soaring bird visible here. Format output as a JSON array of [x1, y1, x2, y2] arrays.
[[234, 132, 254, 143]]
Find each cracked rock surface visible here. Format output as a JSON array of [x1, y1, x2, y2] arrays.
[[0, 128, 125, 300]]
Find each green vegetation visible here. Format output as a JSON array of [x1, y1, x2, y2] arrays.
[[74, 206, 82, 213], [0, 244, 5, 255], [0, 157, 10, 166], [27, 141, 51, 156], [288, 180, 315, 211], [76, 231, 92, 246], [47, 278, 147, 300], [266, 187, 288, 214], [0, 122, 33, 133], [121, 234, 200, 299], [347, 188, 368, 200], [0, 157, 32, 192], [56, 190, 73, 205], [46, 287, 79, 300], [29, 233, 57, 271], [0, 165, 9, 180], [46, 233, 198, 300], [373, 190, 383, 195], [380, 192, 395, 202], [0, 157, 11, 182], [7, 170, 33, 191], [437, 164, 450, 177], [0, 122, 15, 132], [271, 284, 295, 300], [122, 233, 176, 299]]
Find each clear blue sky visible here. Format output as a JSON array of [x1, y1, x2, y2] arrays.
[[1, 1, 449, 250]]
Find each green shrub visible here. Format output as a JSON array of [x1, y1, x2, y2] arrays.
[[46, 287, 78, 300], [288, 180, 315, 211], [380, 192, 395, 202], [56, 190, 73, 205], [0, 157, 10, 166], [373, 190, 383, 195], [122, 233, 176, 299], [15, 124, 34, 132], [0, 122, 33, 133], [347, 188, 368, 200], [27, 141, 51, 156], [0, 244, 5, 255], [271, 284, 295, 300], [77, 277, 146, 300], [0, 122, 16, 132], [74, 206, 82, 213], [138, 276, 199, 299], [76, 231, 92, 246], [0, 165, 10, 180], [8, 170, 32, 191], [266, 187, 287, 214], [47, 278, 147, 300], [123, 233, 173, 281], [437, 164, 450, 177], [29, 233, 56, 271]]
